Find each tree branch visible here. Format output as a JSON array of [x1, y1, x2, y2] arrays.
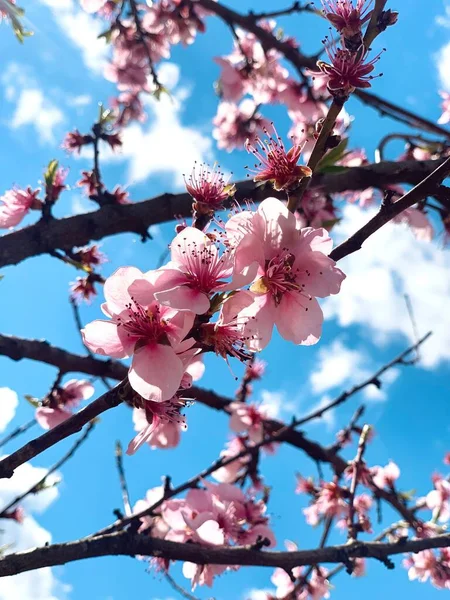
[[0, 380, 128, 479], [0, 530, 448, 578], [330, 156, 450, 262], [0, 331, 431, 483], [0, 159, 447, 269], [0, 421, 95, 516]]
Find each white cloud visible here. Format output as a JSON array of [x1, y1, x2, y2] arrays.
[[67, 94, 92, 107], [78, 63, 214, 187], [259, 390, 297, 420], [325, 205, 450, 368], [304, 395, 337, 430], [309, 340, 367, 395], [0, 388, 18, 433], [39, 0, 109, 74], [1, 63, 64, 144], [11, 89, 64, 144], [0, 462, 69, 600]]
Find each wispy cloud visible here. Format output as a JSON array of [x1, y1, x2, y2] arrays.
[[0, 462, 69, 600], [1, 63, 64, 144], [39, 0, 109, 74], [77, 63, 214, 188], [324, 205, 450, 368]]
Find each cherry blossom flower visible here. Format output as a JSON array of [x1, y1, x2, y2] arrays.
[[215, 28, 289, 105], [0, 186, 42, 228], [78, 170, 99, 197], [322, 0, 373, 38], [224, 198, 345, 350], [303, 482, 348, 525], [127, 396, 188, 454], [82, 266, 195, 401], [271, 541, 330, 599], [403, 549, 450, 589], [444, 452, 450, 466], [46, 167, 68, 203], [229, 402, 269, 444], [70, 275, 98, 304], [199, 293, 255, 363], [371, 461, 400, 488], [36, 379, 94, 430], [147, 226, 257, 315], [211, 436, 250, 483], [185, 162, 235, 214], [213, 99, 270, 152], [111, 185, 131, 204], [245, 358, 267, 380], [245, 126, 312, 191], [316, 43, 382, 97], [426, 476, 450, 522], [62, 130, 93, 153], [73, 245, 107, 268]]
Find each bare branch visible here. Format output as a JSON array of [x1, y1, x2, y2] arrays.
[[0, 380, 129, 479], [330, 157, 450, 262], [0, 421, 95, 516], [0, 530, 448, 578], [0, 159, 447, 269]]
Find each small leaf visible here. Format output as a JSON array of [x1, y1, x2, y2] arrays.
[[44, 159, 59, 187], [153, 85, 171, 101], [24, 395, 40, 408], [316, 138, 349, 173]]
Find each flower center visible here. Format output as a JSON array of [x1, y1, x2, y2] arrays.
[[118, 300, 168, 345], [250, 251, 303, 305]]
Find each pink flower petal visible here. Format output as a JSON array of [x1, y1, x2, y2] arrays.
[[82, 320, 127, 358], [275, 292, 323, 345], [128, 343, 184, 401]]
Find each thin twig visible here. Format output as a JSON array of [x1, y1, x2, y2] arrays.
[[70, 298, 111, 390], [0, 421, 95, 517], [115, 441, 132, 517], [0, 419, 36, 450], [347, 425, 371, 541], [330, 157, 450, 262], [0, 379, 129, 480], [164, 571, 202, 600]]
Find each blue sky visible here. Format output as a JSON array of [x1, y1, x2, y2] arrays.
[[0, 1, 450, 599]]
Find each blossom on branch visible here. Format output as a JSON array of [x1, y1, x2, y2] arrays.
[[245, 125, 312, 192], [82, 266, 196, 401], [36, 379, 94, 430], [321, 0, 373, 38], [0, 186, 42, 228], [316, 43, 382, 98], [224, 198, 345, 350]]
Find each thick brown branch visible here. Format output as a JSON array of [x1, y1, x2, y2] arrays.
[[0, 331, 431, 485], [0, 530, 448, 578], [0, 159, 446, 269]]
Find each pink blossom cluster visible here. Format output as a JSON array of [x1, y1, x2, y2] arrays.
[[81, 0, 213, 125], [82, 196, 345, 453], [133, 481, 275, 589], [0, 186, 42, 229], [35, 379, 95, 430]]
